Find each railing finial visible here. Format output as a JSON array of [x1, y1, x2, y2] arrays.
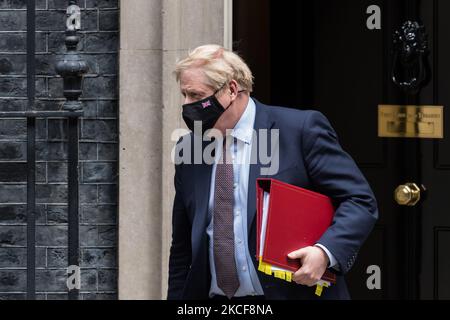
[[55, 1, 88, 111]]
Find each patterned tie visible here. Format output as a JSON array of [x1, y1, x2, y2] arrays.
[[213, 137, 240, 299]]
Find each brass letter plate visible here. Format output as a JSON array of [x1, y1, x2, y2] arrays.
[[378, 105, 444, 138]]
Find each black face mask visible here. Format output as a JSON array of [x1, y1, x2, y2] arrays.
[[182, 86, 244, 135], [182, 90, 226, 134]]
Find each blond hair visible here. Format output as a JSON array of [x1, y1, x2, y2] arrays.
[[174, 44, 253, 93]]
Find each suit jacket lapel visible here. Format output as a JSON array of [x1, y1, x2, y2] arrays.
[[247, 99, 275, 231], [192, 139, 213, 262]]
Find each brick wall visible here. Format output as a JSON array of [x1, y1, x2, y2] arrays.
[[0, 0, 119, 299]]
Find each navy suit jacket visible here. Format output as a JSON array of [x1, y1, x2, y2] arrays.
[[167, 99, 378, 300]]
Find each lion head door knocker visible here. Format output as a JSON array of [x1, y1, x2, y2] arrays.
[[392, 21, 430, 95]]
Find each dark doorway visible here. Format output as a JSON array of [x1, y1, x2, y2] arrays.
[[234, 0, 450, 299]]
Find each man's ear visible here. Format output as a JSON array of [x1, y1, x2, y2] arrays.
[[229, 80, 239, 99]]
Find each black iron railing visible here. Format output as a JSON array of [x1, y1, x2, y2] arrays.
[[0, 0, 87, 300]]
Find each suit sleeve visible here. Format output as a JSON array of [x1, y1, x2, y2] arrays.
[[167, 159, 192, 299], [301, 110, 379, 275]]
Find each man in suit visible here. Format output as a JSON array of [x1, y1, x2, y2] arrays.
[[167, 44, 378, 300]]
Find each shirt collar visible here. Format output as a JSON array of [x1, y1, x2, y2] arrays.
[[230, 97, 255, 145]]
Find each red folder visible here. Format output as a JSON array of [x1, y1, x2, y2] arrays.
[[256, 178, 336, 284]]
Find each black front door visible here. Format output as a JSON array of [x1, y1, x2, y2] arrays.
[[234, 0, 450, 299]]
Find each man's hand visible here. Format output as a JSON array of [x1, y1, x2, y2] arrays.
[[287, 246, 329, 287]]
